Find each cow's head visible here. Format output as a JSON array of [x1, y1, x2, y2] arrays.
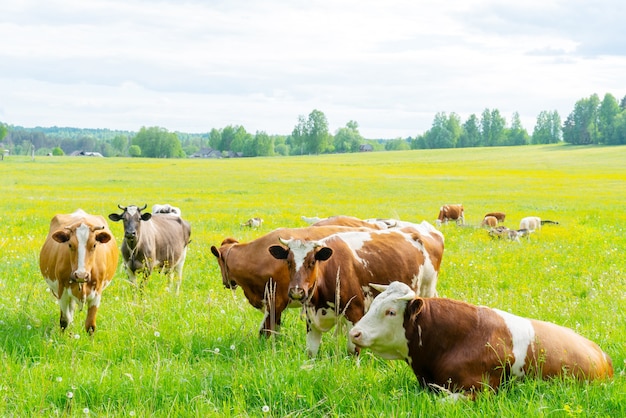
[[268, 237, 333, 301], [108, 204, 150, 246], [210, 238, 239, 289], [349, 281, 417, 360], [52, 221, 113, 284]]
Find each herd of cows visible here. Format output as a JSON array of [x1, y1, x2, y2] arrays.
[[38, 203, 613, 399]]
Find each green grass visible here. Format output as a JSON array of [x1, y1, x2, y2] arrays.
[[1, 144, 625, 417]]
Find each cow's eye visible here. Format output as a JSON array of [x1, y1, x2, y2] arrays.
[[385, 309, 396, 317]]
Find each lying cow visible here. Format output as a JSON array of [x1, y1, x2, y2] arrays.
[[481, 215, 498, 228], [488, 226, 521, 242], [241, 217, 263, 228], [108, 204, 191, 293], [268, 222, 444, 356], [484, 212, 506, 222], [39, 209, 119, 334], [436, 204, 464, 226], [350, 282, 613, 398], [211, 225, 371, 336]]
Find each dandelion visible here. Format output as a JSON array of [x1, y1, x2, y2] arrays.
[[214, 348, 220, 354], [154, 331, 160, 338], [83, 407, 90, 414], [220, 309, 226, 314], [66, 391, 74, 399], [74, 334, 80, 340], [56, 376, 63, 382], [129, 411, 136, 417], [230, 344, 236, 350], [26, 324, 32, 330], [262, 405, 270, 413]]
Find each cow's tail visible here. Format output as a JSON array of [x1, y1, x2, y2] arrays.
[[540, 220, 559, 225]]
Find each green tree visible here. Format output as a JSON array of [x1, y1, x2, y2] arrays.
[[52, 146, 64, 156], [597, 93, 620, 144], [291, 110, 331, 154], [132, 126, 184, 158], [128, 145, 141, 157], [334, 120, 363, 153], [563, 94, 600, 144], [229, 126, 252, 154], [481, 109, 507, 146], [458, 114, 482, 147], [306, 109, 331, 154], [532, 111, 562, 144], [208, 128, 221, 150], [111, 134, 130, 156], [253, 131, 274, 157], [506, 112, 530, 146]]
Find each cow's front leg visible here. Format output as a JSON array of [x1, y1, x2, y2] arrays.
[[306, 322, 323, 358], [85, 290, 101, 334], [58, 290, 75, 331]]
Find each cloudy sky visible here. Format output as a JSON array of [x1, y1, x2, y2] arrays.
[[2, 0, 625, 139]]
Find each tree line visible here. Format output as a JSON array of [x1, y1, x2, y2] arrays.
[[1, 92, 625, 158]]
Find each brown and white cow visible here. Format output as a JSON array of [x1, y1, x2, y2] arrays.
[[436, 204, 464, 226], [108, 204, 191, 293], [484, 212, 506, 222], [268, 222, 444, 356], [350, 282, 613, 398], [39, 209, 119, 334], [481, 215, 498, 228], [210, 225, 371, 336]]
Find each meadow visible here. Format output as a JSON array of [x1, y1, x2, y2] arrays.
[[0, 144, 624, 417]]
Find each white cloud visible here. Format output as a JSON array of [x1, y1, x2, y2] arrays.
[[1, 0, 625, 138]]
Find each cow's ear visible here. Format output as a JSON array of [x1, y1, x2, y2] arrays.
[[268, 245, 289, 260], [210, 246, 220, 258], [52, 230, 71, 243], [141, 212, 152, 221], [108, 213, 122, 222], [95, 231, 112, 244], [315, 247, 333, 261], [408, 298, 425, 323]]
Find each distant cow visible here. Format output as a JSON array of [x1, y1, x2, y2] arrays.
[[350, 282, 613, 398], [39, 209, 119, 334], [108, 204, 191, 293], [520, 216, 542, 231], [481, 215, 498, 228], [484, 212, 506, 222], [488, 226, 521, 242], [268, 222, 444, 356], [211, 225, 370, 336], [436, 204, 464, 226], [241, 217, 263, 228]]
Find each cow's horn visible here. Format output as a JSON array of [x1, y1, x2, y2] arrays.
[[118, 204, 127, 210], [278, 237, 291, 246], [138, 204, 148, 211]]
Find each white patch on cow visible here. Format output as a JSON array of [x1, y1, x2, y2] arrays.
[[75, 223, 90, 277], [70, 209, 88, 219], [59, 287, 77, 324], [45, 277, 60, 298], [286, 239, 320, 272], [126, 206, 139, 216], [362, 285, 375, 312], [350, 282, 415, 361], [492, 308, 535, 377], [325, 231, 373, 266]]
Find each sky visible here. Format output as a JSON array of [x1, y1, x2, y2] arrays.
[[2, 0, 626, 139]]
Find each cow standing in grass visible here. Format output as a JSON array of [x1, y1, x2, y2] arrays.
[[268, 222, 444, 356], [108, 204, 191, 293], [39, 209, 119, 334]]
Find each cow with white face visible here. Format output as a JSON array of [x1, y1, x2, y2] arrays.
[[350, 282, 613, 398], [40, 209, 119, 334], [268, 224, 444, 357]]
